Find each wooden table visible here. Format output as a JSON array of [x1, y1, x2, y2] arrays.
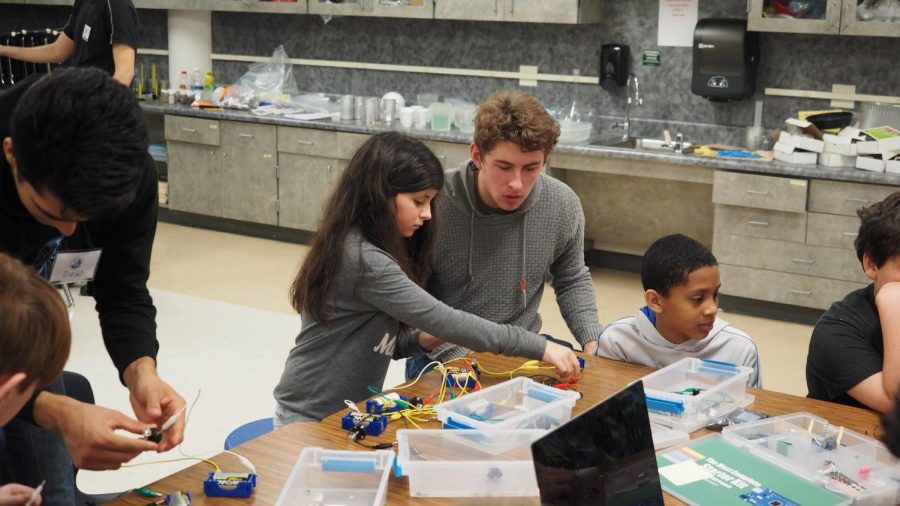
[[107, 353, 881, 505]]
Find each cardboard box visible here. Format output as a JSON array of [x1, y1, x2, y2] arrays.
[[778, 131, 824, 153], [860, 126, 900, 158], [822, 133, 857, 156], [886, 159, 900, 174], [774, 147, 818, 165], [856, 140, 882, 156], [838, 126, 867, 141], [856, 155, 886, 173], [818, 152, 856, 167]]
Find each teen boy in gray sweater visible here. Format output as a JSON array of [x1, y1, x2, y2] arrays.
[[406, 90, 603, 375]]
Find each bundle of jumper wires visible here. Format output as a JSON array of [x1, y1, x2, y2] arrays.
[[347, 357, 580, 449]]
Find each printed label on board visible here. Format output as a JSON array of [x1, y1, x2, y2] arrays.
[[642, 50, 661, 66]]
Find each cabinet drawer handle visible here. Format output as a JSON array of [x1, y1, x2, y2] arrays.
[[842, 232, 859, 237], [181, 128, 197, 133], [745, 189, 769, 196], [791, 258, 815, 264], [436, 155, 447, 160], [788, 289, 812, 296], [238, 133, 254, 139], [845, 197, 869, 203], [748, 220, 770, 227], [296, 140, 314, 145]]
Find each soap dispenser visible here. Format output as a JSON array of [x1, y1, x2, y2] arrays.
[[599, 44, 630, 91]]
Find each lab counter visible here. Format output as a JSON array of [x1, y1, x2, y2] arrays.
[[144, 102, 900, 316], [142, 101, 900, 187]]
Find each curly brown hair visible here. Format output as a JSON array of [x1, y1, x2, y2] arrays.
[[473, 90, 560, 157]]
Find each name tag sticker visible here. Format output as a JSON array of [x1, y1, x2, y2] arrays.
[[82, 24, 91, 42], [49, 249, 102, 284]]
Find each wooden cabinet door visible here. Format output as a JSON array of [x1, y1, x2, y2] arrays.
[[840, 0, 900, 37], [747, 0, 841, 34], [167, 142, 224, 217], [370, 0, 433, 19], [278, 153, 340, 231], [435, 0, 503, 21], [309, 0, 367, 15], [504, 0, 602, 24], [220, 147, 278, 226]]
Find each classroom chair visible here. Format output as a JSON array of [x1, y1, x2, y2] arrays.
[[224, 417, 274, 450]]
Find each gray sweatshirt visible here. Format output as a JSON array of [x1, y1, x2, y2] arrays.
[[273, 229, 547, 421], [425, 162, 602, 363], [596, 309, 762, 388]]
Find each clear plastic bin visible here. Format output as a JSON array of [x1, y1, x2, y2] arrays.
[[723, 412, 900, 506], [651, 422, 690, 450], [396, 429, 545, 497], [275, 447, 394, 506], [433, 377, 580, 430], [640, 357, 753, 432]]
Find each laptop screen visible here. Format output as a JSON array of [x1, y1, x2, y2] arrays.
[[530, 381, 664, 506]]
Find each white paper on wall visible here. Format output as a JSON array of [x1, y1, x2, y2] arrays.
[[658, 0, 699, 47]]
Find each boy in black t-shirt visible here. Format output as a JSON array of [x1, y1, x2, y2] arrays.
[[806, 192, 900, 413]]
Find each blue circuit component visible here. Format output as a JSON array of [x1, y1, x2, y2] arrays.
[[341, 412, 388, 437], [740, 487, 800, 506], [366, 395, 408, 414], [444, 361, 481, 389], [577, 356, 585, 369], [203, 472, 257, 498]]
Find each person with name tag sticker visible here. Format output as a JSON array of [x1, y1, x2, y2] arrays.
[[0, 68, 185, 504], [0, 0, 138, 87]]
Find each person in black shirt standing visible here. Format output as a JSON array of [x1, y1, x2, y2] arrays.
[[0, 0, 137, 86], [0, 68, 184, 504], [806, 192, 900, 413]]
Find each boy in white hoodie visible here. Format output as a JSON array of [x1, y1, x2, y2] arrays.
[[595, 234, 761, 387]]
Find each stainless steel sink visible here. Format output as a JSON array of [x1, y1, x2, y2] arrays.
[[592, 137, 692, 153]]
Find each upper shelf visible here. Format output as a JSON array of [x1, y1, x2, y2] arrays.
[[0, 0, 606, 23], [1, 0, 309, 13]]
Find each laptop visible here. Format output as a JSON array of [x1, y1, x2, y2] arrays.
[[530, 381, 664, 506]]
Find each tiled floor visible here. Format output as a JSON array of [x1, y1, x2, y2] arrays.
[[74, 222, 816, 493]]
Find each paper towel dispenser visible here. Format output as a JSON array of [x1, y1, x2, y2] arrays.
[[692, 18, 758, 102]]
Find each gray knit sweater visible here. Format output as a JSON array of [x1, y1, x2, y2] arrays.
[[273, 229, 548, 422], [425, 161, 602, 363]]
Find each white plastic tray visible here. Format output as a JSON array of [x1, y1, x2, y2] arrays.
[[723, 412, 900, 505], [275, 447, 394, 506], [434, 376, 580, 431], [640, 357, 753, 432], [396, 429, 545, 497]]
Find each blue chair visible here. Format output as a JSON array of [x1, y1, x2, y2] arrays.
[[224, 418, 274, 450]]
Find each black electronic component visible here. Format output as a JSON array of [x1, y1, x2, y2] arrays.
[[599, 44, 630, 91]]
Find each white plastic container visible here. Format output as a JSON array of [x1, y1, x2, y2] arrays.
[[433, 377, 580, 430], [640, 357, 753, 432], [275, 447, 394, 506], [723, 412, 900, 506], [396, 429, 545, 497], [651, 422, 690, 450]]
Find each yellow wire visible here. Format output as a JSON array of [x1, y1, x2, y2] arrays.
[[479, 360, 555, 378], [123, 456, 221, 472]]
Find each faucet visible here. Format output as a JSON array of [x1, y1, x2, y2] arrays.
[[672, 132, 684, 154], [611, 75, 642, 141]]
